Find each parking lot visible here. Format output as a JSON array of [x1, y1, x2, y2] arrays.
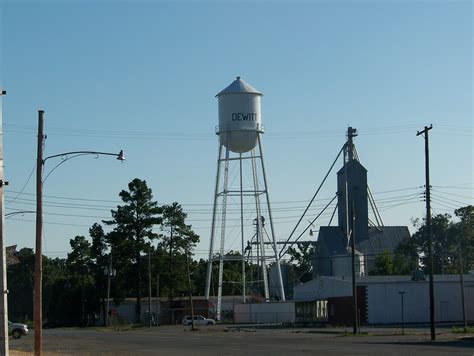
[[9, 325, 474, 355]]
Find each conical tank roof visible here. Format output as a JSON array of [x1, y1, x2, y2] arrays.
[[216, 76, 263, 97]]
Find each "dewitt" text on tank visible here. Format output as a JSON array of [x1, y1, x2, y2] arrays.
[[232, 113, 258, 121]]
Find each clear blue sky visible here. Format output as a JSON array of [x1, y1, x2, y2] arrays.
[[1, 0, 472, 261]]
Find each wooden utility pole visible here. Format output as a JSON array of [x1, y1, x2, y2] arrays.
[[156, 273, 160, 325], [0, 89, 9, 355], [417, 125, 435, 341], [169, 225, 174, 324], [105, 252, 112, 327], [351, 202, 358, 335], [35, 110, 45, 356], [148, 248, 152, 328], [186, 251, 196, 331], [459, 247, 467, 331]]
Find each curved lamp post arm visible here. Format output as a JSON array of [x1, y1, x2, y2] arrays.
[[42, 150, 125, 183], [43, 150, 125, 164], [5, 211, 36, 219]]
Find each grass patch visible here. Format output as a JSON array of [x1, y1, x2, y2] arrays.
[[452, 326, 474, 334]]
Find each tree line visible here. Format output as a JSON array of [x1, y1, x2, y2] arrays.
[[7, 177, 472, 325], [7, 178, 268, 326], [371, 205, 473, 276]]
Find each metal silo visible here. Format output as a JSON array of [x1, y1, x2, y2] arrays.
[[205, 77, 286, 321]]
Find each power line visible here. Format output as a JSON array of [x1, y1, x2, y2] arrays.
[[8, 218, 93, 228], [3, 123, 441, 141], [431, 184, 473, 190], [430, 193, 471, 207], [7, 162, 36, 205], [5, 189, 424, 211], [431, 190, 473, 200]]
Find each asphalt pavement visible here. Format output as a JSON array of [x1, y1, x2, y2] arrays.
[[9, 325, 474, 355]]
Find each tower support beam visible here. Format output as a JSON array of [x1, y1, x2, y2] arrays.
[[206, 134, 285, 319]]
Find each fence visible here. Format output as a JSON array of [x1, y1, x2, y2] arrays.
[[234, 311, 295, 324]]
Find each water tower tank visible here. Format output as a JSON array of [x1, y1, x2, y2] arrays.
[[216, 77, 263, 153]]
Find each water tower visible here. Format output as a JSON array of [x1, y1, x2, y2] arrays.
[[205, 77, 286, 320]]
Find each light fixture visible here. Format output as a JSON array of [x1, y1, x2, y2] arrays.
[[117, 150, 125, 161]]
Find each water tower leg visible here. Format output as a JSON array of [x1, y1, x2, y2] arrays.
[[205, 142, 223, 300], [239, 153, 246, 303], [257, 135, 286, 301], [217, 147, 230, 320], [251, 148, 269, 300]]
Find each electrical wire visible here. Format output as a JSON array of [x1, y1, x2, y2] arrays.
[[432, 190, 473, 200], [7, 162, 36, 205]]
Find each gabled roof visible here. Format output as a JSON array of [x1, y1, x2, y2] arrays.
[[357, 226, 410, 255], [337, 159, 367, 175], [316, 226, 347, 255]]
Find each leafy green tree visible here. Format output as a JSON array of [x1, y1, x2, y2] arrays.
[[391, 251, 414, 275], [287, 242, 315, 283], [89, 223, 109, 324], [411, 214, 456, 274], [104, 178, 162, 322], [370, 251, 394, 275], [42, 256, 69, 325], [393, 233, 419, 273], [370, 249, 415, 276], [396, 206, 473, 275], [66, 235, 95, 326], [451, 205, 474, 272], [7, 248, 35, 322], [159, 202, 199, 301], [7, 248, 75, 325]]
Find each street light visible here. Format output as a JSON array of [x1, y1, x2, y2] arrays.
[[34, 110, 124, 356], [398, 290, 405, 335]]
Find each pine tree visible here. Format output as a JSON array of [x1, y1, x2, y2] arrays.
[[104, 178, 162, 323]]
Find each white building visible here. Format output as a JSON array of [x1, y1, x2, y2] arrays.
[[292, 274, 474, 324]]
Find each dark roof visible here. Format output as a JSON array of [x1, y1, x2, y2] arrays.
[[316, 226, 347, 255], [316, 225, 410, 257], [337, 159, 367, 175], [357, 226, 410, 255]]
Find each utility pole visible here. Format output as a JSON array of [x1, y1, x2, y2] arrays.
[[351, 202, 358, 335], [169, 225, 173, 324], [0, 89, 9, 355], [148, 248, 152, 328], [156, 273, 160, 326], [185, 250, 196, 331], [417, 125, 435, 341], [345, 127, 358, 335], [105, 252, 112, 327], [459, 247, 467, 332], [35, 110, 45, 356]]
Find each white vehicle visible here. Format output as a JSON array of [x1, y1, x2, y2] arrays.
[[8, 321, 29, 339], [182, 315, 216, 326]]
